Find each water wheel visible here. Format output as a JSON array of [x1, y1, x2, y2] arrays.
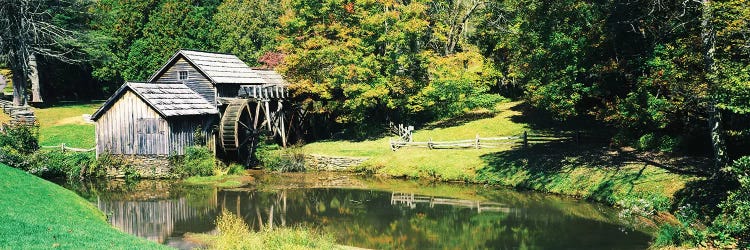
[[220, 99, 259, 165]]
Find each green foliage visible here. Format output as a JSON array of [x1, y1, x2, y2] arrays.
[[710, 156, 750, 247], [27, 151, 105, 180], [258, 146, 306, 173], [227, 163, 245, 175], [0, 123, 39, 155], [172, 146, 219, 177], [212, 0, 281, 67]]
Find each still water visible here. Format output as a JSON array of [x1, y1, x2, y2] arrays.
[[62, 172, 652, 249]]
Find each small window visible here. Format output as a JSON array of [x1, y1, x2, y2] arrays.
[[179, 71, 189, 80]]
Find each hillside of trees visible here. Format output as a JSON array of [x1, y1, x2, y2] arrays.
[[2, 0, 750, 247], [1, 0, 748, 159]]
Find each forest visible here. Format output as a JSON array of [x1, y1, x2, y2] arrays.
[[1, 0, 750, 247]]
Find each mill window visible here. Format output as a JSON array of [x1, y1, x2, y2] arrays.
[[179, 71, 189, 80]]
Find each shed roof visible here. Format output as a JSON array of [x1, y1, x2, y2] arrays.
[[91, 82, 218, 121], [148, 49, 267, 84], [254, 69, 288, 85]]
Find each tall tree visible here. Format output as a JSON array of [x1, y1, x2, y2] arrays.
[[212, 0, 282, 66], [0, 0, 84, 105]]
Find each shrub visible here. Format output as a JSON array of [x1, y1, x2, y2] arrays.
[[637, 133, 659, 151], [172, 146, 218, 177], [0, 123, 39, 155], [26, 151, 104, 180], [710, 156, 750, 247], [227, 163, 245, 175], [258, 147, 306, 172]]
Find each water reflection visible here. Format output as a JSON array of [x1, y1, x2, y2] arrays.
[[63, 177, 653, 250]]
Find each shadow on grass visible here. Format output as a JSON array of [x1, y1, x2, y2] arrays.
[[508, 102, 613, 135], [477, 140, 712, 204], [421, 110, 497, 130]]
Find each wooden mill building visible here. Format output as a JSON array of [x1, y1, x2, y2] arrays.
[[92, 49, 289, 160]]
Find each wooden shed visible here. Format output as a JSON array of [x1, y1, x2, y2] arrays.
[[90, 82, 219, 156]]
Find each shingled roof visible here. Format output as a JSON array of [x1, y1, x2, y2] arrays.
[[91, 82, 218, 120], [254, 69, 288, 85], [148, 49, 267, 84]]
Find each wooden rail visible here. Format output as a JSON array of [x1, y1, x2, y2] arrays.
[[391, 193, 510, 213], [40, 143, 96, 152], [388, 122, 413, 142], [389, 131, 580, 151]]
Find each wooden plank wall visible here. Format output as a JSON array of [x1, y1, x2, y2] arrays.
[[96, 91, 169, 155], [154, 58, 216, 105], [168, 117, 216, 155]]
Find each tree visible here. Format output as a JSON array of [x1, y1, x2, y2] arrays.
[[212, 0, 282, 66], [0, 0, 84, 106]]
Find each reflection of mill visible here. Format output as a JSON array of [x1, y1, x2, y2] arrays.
[[390, 193, 510, 213], [97, 191, 219, 244], [220, 189, 289, 231]]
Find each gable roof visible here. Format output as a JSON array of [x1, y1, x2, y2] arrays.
[[148, 49, 267, 84], [91, 82, 218, 121]]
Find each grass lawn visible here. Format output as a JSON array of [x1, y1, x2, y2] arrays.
[[304, 102, 527, 180], [0, 164, 167, 249], [302, 101, 702, 212], [34, 102, 101, 148]]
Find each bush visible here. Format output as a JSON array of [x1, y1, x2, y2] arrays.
[[227, 163, 245, 175], [710, 156, 750, 248], [172, 146, 218, 177], [258, 147, 306, 172], [26, 151, 105, 180], [637, 133, 659, 151], [0, 123, 39, 155]]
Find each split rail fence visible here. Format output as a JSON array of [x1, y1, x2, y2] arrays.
[[389, 131, 582, 151], [40, 143, 96, 152]]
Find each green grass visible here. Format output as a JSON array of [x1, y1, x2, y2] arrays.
[[304, 102, 526, 180], [34, 102, 100, 148], [302, 101, 698, 214], [0, 164, 167, 249]]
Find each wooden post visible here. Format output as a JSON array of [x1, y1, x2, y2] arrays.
[[475, 134, 480, 149], [428, 137, 433, 150], [61, 143, 65, 152], [390, 138, 396, 151], [522, 131, 528, 147]]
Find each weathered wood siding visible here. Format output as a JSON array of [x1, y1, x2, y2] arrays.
[[167, 117, 216, 155], [217, 84, 241, 98], [153, 57, 216, 105], [96, 91, 169, 155]]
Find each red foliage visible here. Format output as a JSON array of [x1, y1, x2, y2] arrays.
[[257, 52, 286, 69]]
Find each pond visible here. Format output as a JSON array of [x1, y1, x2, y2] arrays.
[[61, 172, 653, 249]]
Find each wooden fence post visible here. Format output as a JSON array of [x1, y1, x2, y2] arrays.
[[522, 131, 528, 147], [475, 134, 480, 149], [390, 138, 395, 151], [428, 137, 433, 150], [61, 143, 66, 152]]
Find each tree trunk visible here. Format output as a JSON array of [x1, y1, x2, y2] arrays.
[[29, 54, 42, 103], [11, 60, 26, 106], [701, 0, 728, 169]]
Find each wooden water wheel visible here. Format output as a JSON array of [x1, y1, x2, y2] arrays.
[[220, 99, 259, 165]]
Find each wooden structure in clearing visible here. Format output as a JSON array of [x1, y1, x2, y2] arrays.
[[91, 82, 218, 155], [93, 50, 299, 165]]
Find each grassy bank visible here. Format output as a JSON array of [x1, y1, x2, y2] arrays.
[[302, 101, 701, 215], [35, 102, 100, 148], [0, 164, 166, 249]]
